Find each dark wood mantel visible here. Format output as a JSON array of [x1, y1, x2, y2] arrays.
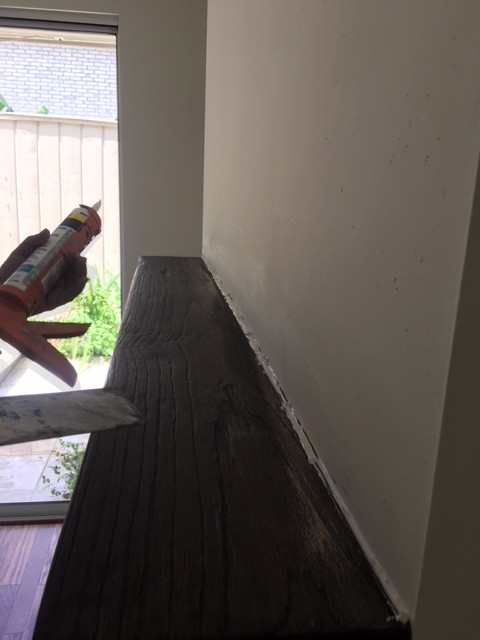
[[34, 256, 410, 639]]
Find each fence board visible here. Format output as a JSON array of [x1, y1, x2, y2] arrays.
[[0, 120, 19, 264], [14, 121, 40, 242], [59, 123, 82, 216], [103, 127, 120, 275], [38, 121, 62, 231], [81, 125, 105, 276]]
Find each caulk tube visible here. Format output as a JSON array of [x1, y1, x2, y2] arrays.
[[0, 203, 101, 315]]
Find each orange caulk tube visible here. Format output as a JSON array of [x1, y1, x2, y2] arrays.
[[0, 202, 102, 387]]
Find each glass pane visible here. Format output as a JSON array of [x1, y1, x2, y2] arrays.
[[0, 25, 119, 518]]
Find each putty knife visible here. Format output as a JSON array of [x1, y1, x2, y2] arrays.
[[0, 388, 145, 446]]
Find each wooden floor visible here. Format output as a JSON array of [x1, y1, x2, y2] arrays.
[[0, 524, 61, 640]]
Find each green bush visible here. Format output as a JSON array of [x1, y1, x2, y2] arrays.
[[41, 438, 86, 499], [57, 270, 121, 365], [0, 92, 13, 112]]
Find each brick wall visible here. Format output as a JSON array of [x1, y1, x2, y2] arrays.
[[0, 42, 117, 120]]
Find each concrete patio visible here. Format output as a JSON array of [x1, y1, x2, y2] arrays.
[[0, 356, 109, 504]]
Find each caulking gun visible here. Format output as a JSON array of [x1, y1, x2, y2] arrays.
[[0, 202, 102, 387]]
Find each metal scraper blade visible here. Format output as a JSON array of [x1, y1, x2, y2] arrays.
[[0, 388, 145, 446]]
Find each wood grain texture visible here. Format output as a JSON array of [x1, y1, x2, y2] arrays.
[[34, 257, 410, 639]]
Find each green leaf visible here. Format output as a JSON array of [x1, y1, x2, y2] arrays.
[[54, 269, 121, 362]]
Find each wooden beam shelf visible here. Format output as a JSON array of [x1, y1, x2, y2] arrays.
[[34, 257, 410, 639]]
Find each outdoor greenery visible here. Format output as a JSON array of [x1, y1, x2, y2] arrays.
[[41, 438, 87, 500], [56, 270, 121, 366], [0, 91, 13, 112], [0, 92, 51, 114], [40, 272, 120, 499]]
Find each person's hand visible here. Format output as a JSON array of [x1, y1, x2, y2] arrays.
[[0, 229, 88, 314], [0, 229, 50, 285]]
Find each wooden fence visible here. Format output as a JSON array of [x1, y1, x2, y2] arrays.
[[0, 114, 120, 281]]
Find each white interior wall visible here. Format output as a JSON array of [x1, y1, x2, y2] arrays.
[[0, 0, 207, 295], [203, 0, 480, 619]]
